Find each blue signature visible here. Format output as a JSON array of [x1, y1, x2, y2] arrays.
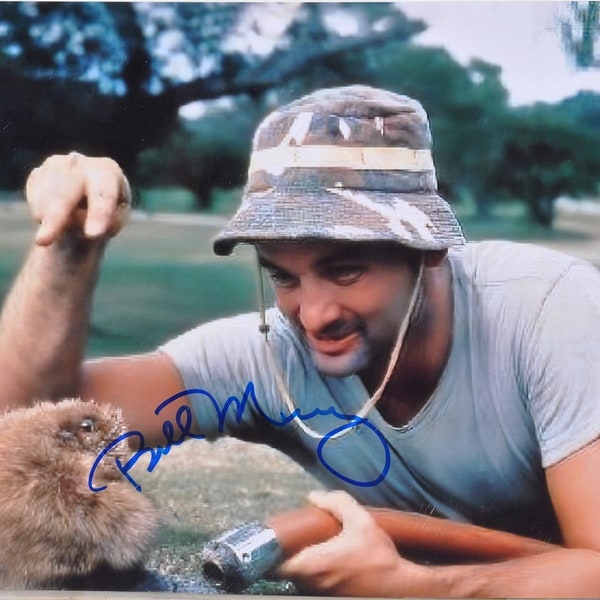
[[88, 381, 390, 493]]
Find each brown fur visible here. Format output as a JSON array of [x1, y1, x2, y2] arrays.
[[0, 399, 159, 589]]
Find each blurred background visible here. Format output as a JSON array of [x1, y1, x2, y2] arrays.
[[1, 1, 599, 357]]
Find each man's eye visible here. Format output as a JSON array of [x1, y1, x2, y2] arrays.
[[267, 270, 296, 288], [328, 266, 366, 285]]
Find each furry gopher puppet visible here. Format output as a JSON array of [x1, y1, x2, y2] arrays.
[[0, 399, 159, 589]]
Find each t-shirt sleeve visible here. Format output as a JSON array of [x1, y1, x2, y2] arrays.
[[158, 312, 276, 440], [524, 261, 600, 467]]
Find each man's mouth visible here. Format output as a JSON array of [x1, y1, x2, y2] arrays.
[[306, 332, 361, 357]]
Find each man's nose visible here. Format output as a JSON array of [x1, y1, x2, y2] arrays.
[[297, 282, 343, 335]]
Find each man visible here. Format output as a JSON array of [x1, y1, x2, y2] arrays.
[[1, 85, 599, 596]]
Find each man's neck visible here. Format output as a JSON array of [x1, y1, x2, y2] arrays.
[[360, 258, 454, 427]]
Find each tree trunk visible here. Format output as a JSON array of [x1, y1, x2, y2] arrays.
[[529, 196, 556, 227]]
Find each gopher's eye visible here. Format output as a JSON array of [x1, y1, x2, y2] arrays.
[[81, 418, 96, 433]]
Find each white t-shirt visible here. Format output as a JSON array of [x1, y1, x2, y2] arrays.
[[160, 241, 600, 540]]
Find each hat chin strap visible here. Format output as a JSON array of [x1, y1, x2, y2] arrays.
[[257, 254, 424, 440]]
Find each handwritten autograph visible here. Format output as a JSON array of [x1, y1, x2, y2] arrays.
[[88, 381, 390, 492]]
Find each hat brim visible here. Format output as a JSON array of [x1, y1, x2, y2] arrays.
[[213, 188, 465, 256]]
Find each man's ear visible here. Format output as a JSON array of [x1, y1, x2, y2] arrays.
[[424, 250, 448, 267]]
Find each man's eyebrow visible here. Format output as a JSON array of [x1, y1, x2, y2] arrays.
[[257, 245, 368, 271], [315, 247, 366, 267], [257, 255, 285, 271]]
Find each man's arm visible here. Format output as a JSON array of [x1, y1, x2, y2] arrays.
[[81, 353, 194, 448], [0, 153, 128, 406], [0, 232, 104, 405], [280, 440, 600, 597], [0, 153, 192, 445]]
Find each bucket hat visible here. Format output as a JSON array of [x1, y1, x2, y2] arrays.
[[213, 85, 465, 256]]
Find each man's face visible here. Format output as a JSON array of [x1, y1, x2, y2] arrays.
[[257, 241, 420, 378]]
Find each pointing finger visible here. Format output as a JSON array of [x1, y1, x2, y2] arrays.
[[83, 183, 119, 239], [83, 159, 130, 238]]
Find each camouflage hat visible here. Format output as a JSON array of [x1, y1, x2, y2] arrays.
[[213, 85, 465, 256]]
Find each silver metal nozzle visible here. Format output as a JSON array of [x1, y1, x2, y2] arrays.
[[200, 522, 282, 591]]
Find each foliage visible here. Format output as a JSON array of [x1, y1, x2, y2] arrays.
[[1, 2, 599, 224], [136, 99, 259, 209], [0, 2, 422, 190], [0, 3, 131, 91], [488, 99, 600, 225], [559, 1, 600, 68], [0, 2, 422, 95], [559, 90, 600, 130]]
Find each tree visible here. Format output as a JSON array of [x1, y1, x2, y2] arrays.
[[559, 90, 600, 130], [136, 98, 259, 209], [488, 100, 600, 226], [559, 1, 600, 68], [0, 2, 424, 194]]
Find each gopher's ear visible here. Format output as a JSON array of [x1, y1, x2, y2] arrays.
[[424, 250, 447, 267]]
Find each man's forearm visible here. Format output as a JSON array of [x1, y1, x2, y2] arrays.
[[0, 234, 105, 409], [401, 548, 600, 598]]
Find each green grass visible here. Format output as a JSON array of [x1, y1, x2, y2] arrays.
[[92, 249, 258, 356], [0, 201, 260, 357], [137, 186, 244, 216], [136, 187, 198, 214]]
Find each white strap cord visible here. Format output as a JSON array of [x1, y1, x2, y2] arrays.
[[257, 255, 424, 440]]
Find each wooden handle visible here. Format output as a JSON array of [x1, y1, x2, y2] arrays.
[[268, 505, 558, 563]]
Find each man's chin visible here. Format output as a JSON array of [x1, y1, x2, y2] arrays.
[[310, 348, 370, 378]]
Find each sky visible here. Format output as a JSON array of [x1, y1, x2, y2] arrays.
[[399, 1, 600, 105]]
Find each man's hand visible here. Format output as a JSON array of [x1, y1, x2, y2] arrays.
[[26, 152, 131, 246], [279, 490, 420, 596]]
